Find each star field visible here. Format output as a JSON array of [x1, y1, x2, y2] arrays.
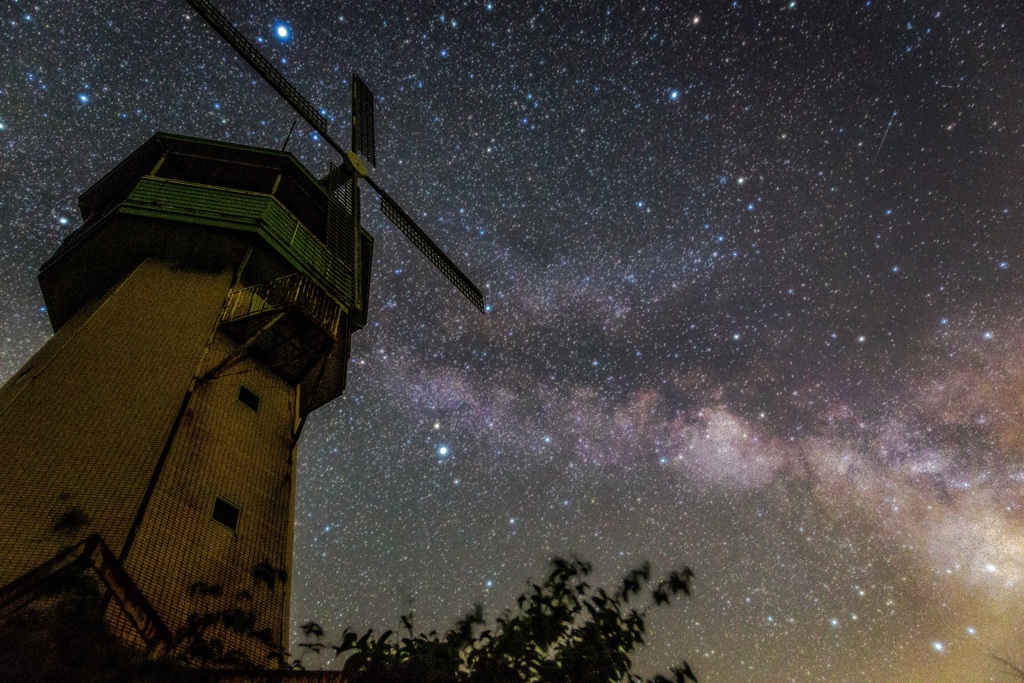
[[2, 1, 1024, 680]]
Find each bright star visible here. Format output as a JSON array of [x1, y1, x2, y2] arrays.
[[932, 641, 944, 652], [669, 89, 680, 100], [274, 22, 291, 41]]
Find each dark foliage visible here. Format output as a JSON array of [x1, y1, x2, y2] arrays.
[[299, 557, 698, 683], [251, 560, 289, 593], [0, 560, 291, 680], [51, 506, 91, 534], [175, 561, 291, 669], [175, 601, 283, 669], [0, 557, 697, 682], [0, 572, 193, 683]]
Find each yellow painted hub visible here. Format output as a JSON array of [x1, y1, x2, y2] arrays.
[[345, 150, 367, 177]]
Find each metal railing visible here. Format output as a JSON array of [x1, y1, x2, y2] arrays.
[[120, 176, 357, 309], [223, 273, 341, 338]]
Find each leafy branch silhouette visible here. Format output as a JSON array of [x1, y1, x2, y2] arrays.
[[298, 557, 698, 683]]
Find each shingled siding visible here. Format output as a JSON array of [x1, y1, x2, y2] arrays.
[[0, 259, 231, 590]]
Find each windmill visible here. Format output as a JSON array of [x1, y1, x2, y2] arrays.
[[185, 0, 486, 314], [0, 1, 491, 664]]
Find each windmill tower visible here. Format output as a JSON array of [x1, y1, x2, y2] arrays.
[[0, 0, 483, 664]]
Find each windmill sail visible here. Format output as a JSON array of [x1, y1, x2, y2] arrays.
[[365, 176, 485, 313], [186, 0, 485, 313], [351, 73, 377, 167], [185, 0, 346, 157]]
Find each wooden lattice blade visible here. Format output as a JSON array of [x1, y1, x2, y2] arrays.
[[186, 0, 348, 157], [352, 73, 377, 166], [363, 175, 485, 313]]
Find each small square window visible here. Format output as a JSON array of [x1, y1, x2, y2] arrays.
[[212, 497, 240, 532], [238, 385, 261, 412]]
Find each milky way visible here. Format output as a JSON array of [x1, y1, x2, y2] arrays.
[[2, 1, 1023, 680]]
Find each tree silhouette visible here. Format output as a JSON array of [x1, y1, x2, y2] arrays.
[[0, 571, 194, 683], [298, 557, 699, 683], [0, 556, 698, 682]]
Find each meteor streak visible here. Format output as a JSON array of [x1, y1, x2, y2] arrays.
[[873, 110, 897, 164]]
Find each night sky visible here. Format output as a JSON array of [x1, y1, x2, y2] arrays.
[[3, 1, 1024, 680]]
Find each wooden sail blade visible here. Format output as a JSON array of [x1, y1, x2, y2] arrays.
[[352, 73, 377, 166], [364, 175, 485, 313], [185, 0, 348, 157]]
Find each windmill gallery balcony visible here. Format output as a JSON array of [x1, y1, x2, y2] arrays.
[[39, 133, 371, 334], [218, 273, 342, 383]]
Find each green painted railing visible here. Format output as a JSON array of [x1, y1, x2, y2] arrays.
[[118, 176, 355, 309]]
